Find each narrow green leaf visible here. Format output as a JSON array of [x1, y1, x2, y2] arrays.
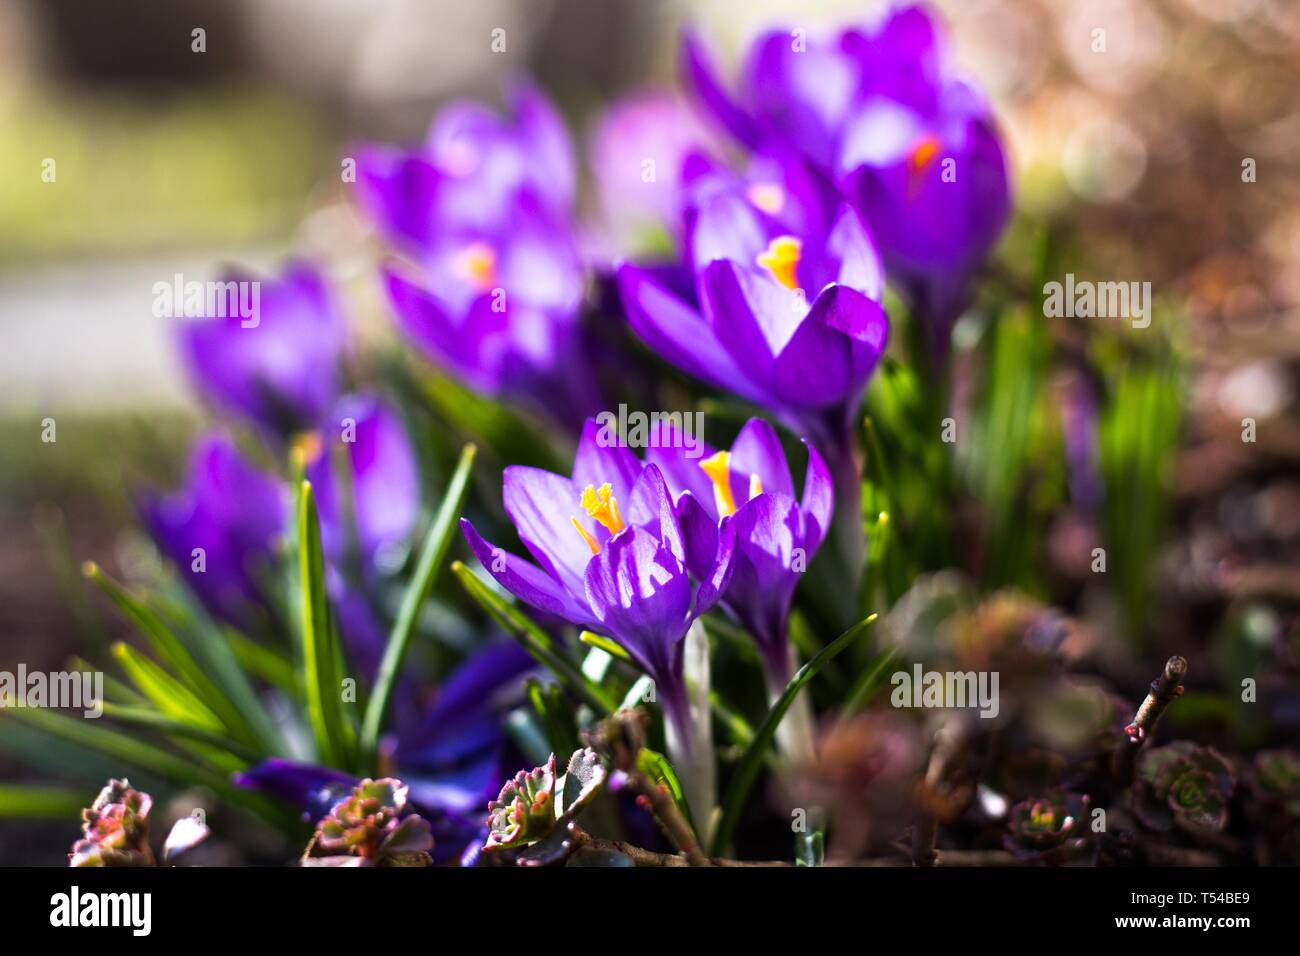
[[101, 703, 263, 764], [579, 630, 631, 663], [111, 642, 222, 730], [225, 631, 298, 695], [712, 613, 878, 856], [635, 748, 693, 829], [0, 784, 87, 820], [360, 444, 476, 763], [85, 563, 263, 750], [297, 479, 353, 769], [451, 561, 618, 714]]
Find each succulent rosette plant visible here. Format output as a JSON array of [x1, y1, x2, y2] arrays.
[[482, 749, 608, 866], [1134, 742, 1236, 832], [68, 779, 209, 867], [301, 778, 434, 867], [1003, 792, 1098, 865]]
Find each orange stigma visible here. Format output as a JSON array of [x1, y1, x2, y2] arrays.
[[455, 242, 498, 292], [907, 135, 942, 196], [756, 235, 802, 291]]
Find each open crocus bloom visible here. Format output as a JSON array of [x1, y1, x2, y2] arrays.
[[647, 418, 833, 689], [140, 432, 287, 627], [176, 262, 347, 440], [460, 421, 736, 745], [619, 152, 889, 422], [682, 4, 1010, 352]]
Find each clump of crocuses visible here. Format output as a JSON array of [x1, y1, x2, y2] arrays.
[[69, 778, 209, 867], [1003, 792, 1098, 865], [301, 778, 433, 867], [1134, 742, 1235, 832]]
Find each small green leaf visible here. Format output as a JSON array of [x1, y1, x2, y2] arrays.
[[579, 630, 632, 662], [361, 443, 477, 763], [297, 479, 354, 770], [636, 748, 692, 829]]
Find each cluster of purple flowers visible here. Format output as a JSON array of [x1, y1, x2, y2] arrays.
[[143, 4, 1009, 862]]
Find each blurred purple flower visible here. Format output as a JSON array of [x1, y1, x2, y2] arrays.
[[356, 79, 576, 249], [301, 393, 420, 576], [140, 432, 287, 627], [460, 421, 736, 745], [176, 262, 347, 439], [682, 4, 1011, 352]]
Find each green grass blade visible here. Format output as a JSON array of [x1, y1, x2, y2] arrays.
[[226, 630, 298, 695], [711, 613, 878, 857], [85, 562, 264, 750], [451, 561, 618, 714], [840, 647, 899, 718], [111, 642, 223, 730], [360, 443, 476, 763], [0, 784, 88, 820], [101, 703, 263, 764], [297, 478, 353, 769]]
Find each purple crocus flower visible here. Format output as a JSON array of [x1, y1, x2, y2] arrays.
[[236, 641, 535, 865], [355, 79, 575, 250], [382, 191, 599, 428], [176, 262, 347, 439], [140, 432, 287, 627], [300, 393, 420, 576], [646, 418, 832, 690], [617, 151, 888, 583], [459, 420, 736, 750], [682, 4, 1011, 353]]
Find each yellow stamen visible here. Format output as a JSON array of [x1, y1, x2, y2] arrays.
[[455, 242, 498, 292], [747, 182, 786, 215], [748, 473, 763, 502], [581, 483, 625, 535], [571, 517, 602, 555], [699, 451, 738, 517], [756, 235, 802, 291]]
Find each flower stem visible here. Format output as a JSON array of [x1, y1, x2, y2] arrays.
[[663, 619, 716, 846]]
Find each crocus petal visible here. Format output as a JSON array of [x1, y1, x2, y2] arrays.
[[744, 29, 861, 170], [616, 263, 752, 397], [624, 463, 686, 565], [501, 465, 596, 600], [723, 494, 804, 663], [355, 145, 443, 249], [692, 515, 737, 618], [700, 259, 801, 385], [680, 30, 762, 149], [583, 526, 692, 689], [140, 432, 287, 626], [769, 284, 889, 408], [674, 491, 720, 581], [572, 418, 644, 506], [306, 394, 419, 573], [508, 79, 578, 211], [730, 417, 795, 501], [233, 759, 357, 824], [176, 262, 346, 438], [799, 437, 835, 556], [460, 518, 594, 627], [645, 426, 719, 521]]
